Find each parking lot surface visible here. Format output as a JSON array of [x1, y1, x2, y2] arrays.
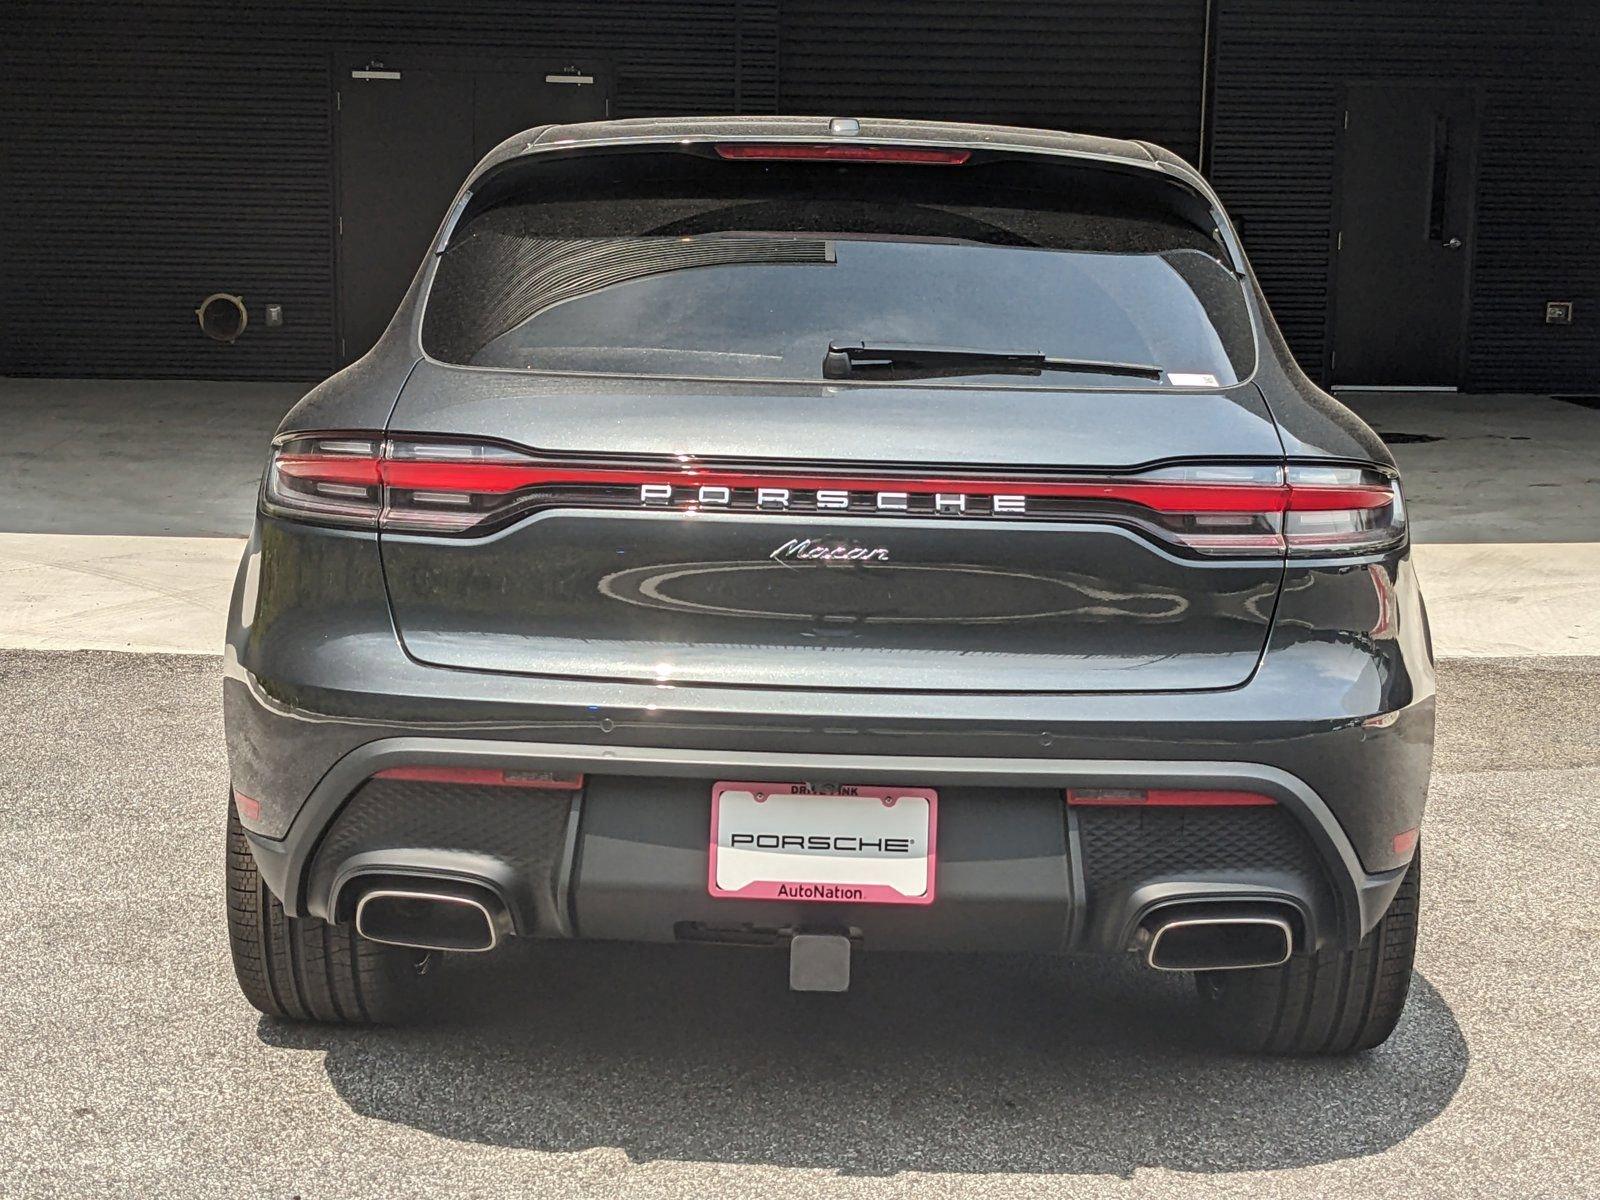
[[1, 649, 1596, 1199]]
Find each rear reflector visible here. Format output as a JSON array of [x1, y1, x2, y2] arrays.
[[714, 143, 971, 165], [374, 766, 584, 790], [1065, 788, 1277, 807], [232, 789, 263, 823], [1392, 827, 1420, 856]]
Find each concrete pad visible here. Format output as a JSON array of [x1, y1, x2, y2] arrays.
[[1413, 543, 1600, 657], [0, 377, 298, 536], [1338, 391, 1600, 544], [0, 533, 1594, 659], [0, 533, 242, 654]]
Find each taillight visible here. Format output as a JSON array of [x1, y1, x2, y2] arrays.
[[263, 436, 550, 534], [1130, 464, 1288, 556], [382, 440, 542, 533], [714, 143, 970, 165], [1283, 465, 1406, 555], [265, 437, 382, 528], [1134, 463, 1403, 557]]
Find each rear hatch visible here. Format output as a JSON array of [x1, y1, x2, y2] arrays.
[[379, 140, 1285, 693]]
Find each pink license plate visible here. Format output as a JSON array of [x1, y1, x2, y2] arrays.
[[708, 782, 937, 906]]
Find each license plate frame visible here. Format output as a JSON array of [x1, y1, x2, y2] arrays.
[[708, 782, 937, 906]]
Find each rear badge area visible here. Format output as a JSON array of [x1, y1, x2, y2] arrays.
[[769, 537, 889, 563], [640, 482, 1027, 516], [709, 782, 937, 905]]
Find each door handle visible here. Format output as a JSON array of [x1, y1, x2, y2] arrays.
[[1443, 237, 1463, 250]]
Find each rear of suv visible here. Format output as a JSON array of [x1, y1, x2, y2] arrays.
[[224, 116, 1432, 1053]]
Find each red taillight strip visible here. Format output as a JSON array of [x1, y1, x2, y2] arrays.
[[275, 456, 383, 487], [1286, 483, 1394, 512], [387, 464, 1293, 512], [715, 143, 971, 165], [375, 766, 584, 790], [1065, 788, 1277, 807], [282, 454, 1388, 516]]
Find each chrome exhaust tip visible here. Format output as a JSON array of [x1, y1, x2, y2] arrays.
[[354, 884, 508, 953], [1142, 910, 1294, 972]]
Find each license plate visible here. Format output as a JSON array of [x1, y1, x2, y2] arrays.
[[708, 782, 937, 906]]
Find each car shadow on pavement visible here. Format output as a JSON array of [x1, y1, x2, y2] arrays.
[[258, 940, 1467, 1178]]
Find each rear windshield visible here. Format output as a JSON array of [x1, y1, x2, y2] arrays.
[[422, 150, 1255, 389]]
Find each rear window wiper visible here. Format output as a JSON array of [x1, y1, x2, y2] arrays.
[[823, 340, 1165, 382]]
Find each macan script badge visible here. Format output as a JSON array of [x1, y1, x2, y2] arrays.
[[769, 538, 889, 563]]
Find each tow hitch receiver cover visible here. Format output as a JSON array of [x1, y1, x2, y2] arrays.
[[790, 933, 853, 992]]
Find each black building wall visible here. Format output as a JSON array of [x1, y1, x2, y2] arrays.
[[777, 0, 1206, 160], [1, 1, 780, 380], [1210, 0, 1600, 391], [2, 0, 1209, 381], [3, 1, 1598, 392]]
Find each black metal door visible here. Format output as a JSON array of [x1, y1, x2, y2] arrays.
[[1330, 84, 1478, 387], [336, 60, 607, 364]]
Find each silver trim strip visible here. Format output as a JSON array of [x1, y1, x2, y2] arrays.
[[1333, 385, 1458, 393]]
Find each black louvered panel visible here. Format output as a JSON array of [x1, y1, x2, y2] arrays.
[[736, 0, 782, 115], [1076, 806, 1329, 914], [0, 1, 780, 380], [778, 0, 1207, 160], [1209, 0, 1600, 390], [4, 38, 335, 380], [12, 2, 1595, 393], [306, 779, 575, 933]]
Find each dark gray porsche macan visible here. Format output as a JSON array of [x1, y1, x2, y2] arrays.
[[225, 116, 1433, 1054]]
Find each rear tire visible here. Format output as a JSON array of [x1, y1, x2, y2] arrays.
[[1197, 847, 1420, 1055], [226, 796, 431, 1023]]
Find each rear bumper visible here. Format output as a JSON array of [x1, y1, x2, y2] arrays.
[[227, 521, 1434, 954], [242, 736, 1410, 955]]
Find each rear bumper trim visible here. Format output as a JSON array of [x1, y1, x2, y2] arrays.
[[245, 736, 1409, 941]]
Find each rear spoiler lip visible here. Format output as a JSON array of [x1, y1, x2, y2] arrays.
[[444, 132, 1234, 255], [466, 131, 1218, 201]]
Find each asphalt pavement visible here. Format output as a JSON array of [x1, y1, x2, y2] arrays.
[[1, 650, 1596, 1198]]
